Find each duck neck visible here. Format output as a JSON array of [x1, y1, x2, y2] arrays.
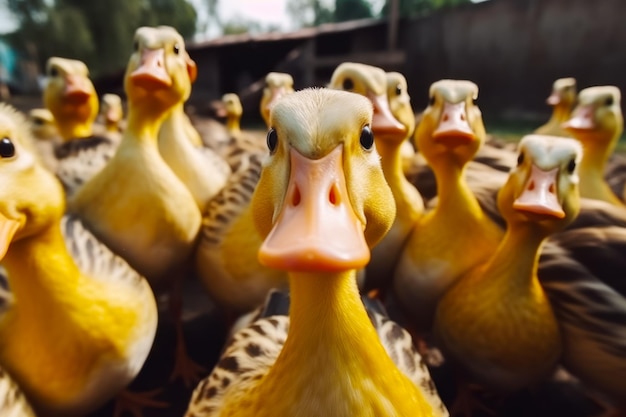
[[124, 101, 169, 145], [377, 139, 424, 216], [2, 223, 81, 316], [579, 132, 615, 178], [431, 159, 481, 218], [57, 121, 93, 142], [548, 104, 572, 125], [160, 102, 202, 147], [226, 114, 241, 135]]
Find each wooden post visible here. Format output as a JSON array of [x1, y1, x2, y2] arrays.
[[387, 0, 399, 51]]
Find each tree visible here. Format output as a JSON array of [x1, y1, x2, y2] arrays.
[[380, 0, 471, 17], [287, 0, 334, 27], [334, 0, 373, 23]]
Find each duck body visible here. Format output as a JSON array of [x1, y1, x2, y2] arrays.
[[0, 366, 36, 417], [187, 88, 446, 417]]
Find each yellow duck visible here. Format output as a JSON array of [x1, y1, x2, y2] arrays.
[[43, 57, 120, 197], [434, 134, 582, 394], [394, 80, 504, 332], [535, 77, 577, 137], [0, 366, 36, 417], [185, 88, 447, 417], [100, 93, 125, 135], [27, 108, 60, 173], [153, 26, 231, 211], [562, 85, 625, 206], [259, 72, 294, 128], [328, 63, 423, 293], [220, 93, 243, 137], [0, 103, 157, 416], [68, 26, 202, 384]]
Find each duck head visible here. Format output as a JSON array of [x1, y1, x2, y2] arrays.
[[27, 108, 58, 141], [222, 93, 243, 119], [329, 62, 406, 144], [260, 72, 294, 128], [0, 104, 65, 260], [101, 93, 124, 127], [546, 77, 577, 107], [498, 134, 582, 234], [251, 88, 396, 273], [124, 26, 197, 113], [562, 86, 623, 152], [43, 57, 98, 139], [386, 71, 416, 139], [416, 79, 485, 166]]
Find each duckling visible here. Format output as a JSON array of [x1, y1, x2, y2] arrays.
[[0, 103, 157, 416], [27, 108, 60, 172], [221, 93, 242, 137], [434, 134, 582, 394], [100, 93, 125, 136], [535, 77, 577, 137], [68, 26, 203, 385], [394, 80, 504, 332], [154, 26, 231, 211], [259, 72, 294, 129], [562, 86, 624, 206], [0, 366, 35, 417], [185, 88, 447, 417], [43, 57, 119, 197], [329, 63, 424, 293]]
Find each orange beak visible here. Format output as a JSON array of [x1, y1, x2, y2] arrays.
[[105, 108, 119, 123], [64, 75, 92, 104], [258, 144, 370, 272], [513, 165, 565, 219], [432, 101, 476, 145], [0, 213, 20, 262], [368, 92, 406, 139], [546, 93, 561, 106], [562, 105, 595, 130], [130, 48, 172, 89]]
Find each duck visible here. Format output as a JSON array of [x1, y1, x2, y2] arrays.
[[184, 88, 448, 417], [43, 57, 120, 197], [0, 103, 157, 416], [220, 93, 243, 137], [562, 85, 625, 206], [434, 134, 582, 395], [535, 77, 577, 137], [394, 79, 505, 332], [0, 366, 36, 417], [259, 72, 294, 128], [154, 26, 231, 211], [68, 25, 203, 385], [100, 93, 125, 136], [328, 63, 424, 294], [27, 108, 60, 173]]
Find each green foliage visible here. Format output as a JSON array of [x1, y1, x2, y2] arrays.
[[334, 0, 373, 23], [380, 0, 471, 17], [287, 0, 373, 27]]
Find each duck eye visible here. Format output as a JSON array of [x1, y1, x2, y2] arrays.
[[395, 84, 402, 96], [266, 128, 278, 153], [360, 125, 374, 150], [133, 40, 139, 52], [605, 96, 614, 106], [0, 138, 15, 158], [567, 158, 577, 174], [429, 96, 435, 106], [173, 43, 181, 55], [517, 152, 524, 166], [342, 78, 354, 91], [33, 118, 44, 126], [48, 66, 59, 77]]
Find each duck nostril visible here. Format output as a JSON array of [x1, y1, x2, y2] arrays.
[[528, 181, 535, 191], [442, 114, 449, 122], [549, 183, 555, 194], [460, 113, 466, 121], [292, 187, 301, 207], [329, 185, 340, 206]]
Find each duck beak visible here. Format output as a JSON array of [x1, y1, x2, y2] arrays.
[[64, 75, 92, 104], [546, 93, 561, 106], [0, 213, 20, 261], [433, 101, 476, 144], [513, 165, 565, 219], [562, 105, 595, 130], [259, 144, 370, 272], [368, 93, 406, 139], [130, 48, 172, 89], [105, 108, 119, 123]]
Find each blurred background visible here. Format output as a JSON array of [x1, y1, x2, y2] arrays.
[[0, 0, 625, 141]]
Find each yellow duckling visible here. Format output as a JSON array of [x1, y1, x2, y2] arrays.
[[100, 93, 125, 135], [259, 72, 294, 128], [329, 63, 423, 293], [562, 86, 624, 206], [27, 108, 60, 173], [185, 88, 447, 417], [394, 80, 504, 332], [0, 366, 35, 417], [221, 93, 243, 137], [0, 103, 157, 416], [535, 77, 577, 137], [435, 134, 581, 395], [68, 26, 203, 385], [153, 26, 231, 211], [43, 57, 120, 197]]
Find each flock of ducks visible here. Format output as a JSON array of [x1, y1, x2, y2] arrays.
[[0, 23, 625, 417]]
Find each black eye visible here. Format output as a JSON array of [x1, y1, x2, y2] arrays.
[[429, 96, 435, 106], [605, 96, 614, 106], [360, 125, 374, 150], [567, 158, 576, 174], [33, 118, 44, 126], [395, 84, 402, 96], [133, 40, 139, 51], [517, 152, 524, 166], [342, 78, 354, 91], [48, 66, 59, 77], [266, 128, 278, 153], [0, 138, 15, 158], [173, 44, 181, 55]]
